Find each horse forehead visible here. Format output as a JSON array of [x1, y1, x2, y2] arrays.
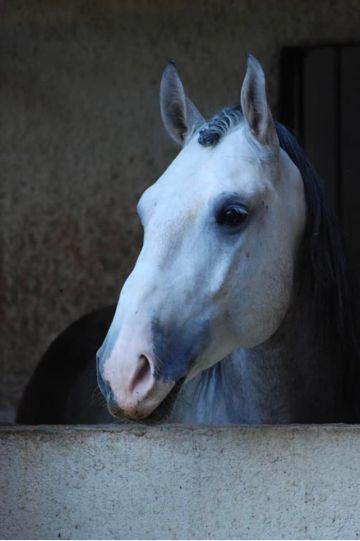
[[179, 130, 258, 179], [154, 133, 261, 198]]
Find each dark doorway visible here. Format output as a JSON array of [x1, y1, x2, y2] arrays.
[[279, 44, 360, 291]]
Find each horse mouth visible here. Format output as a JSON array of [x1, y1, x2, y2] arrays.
[[107, 378, 185, 425]]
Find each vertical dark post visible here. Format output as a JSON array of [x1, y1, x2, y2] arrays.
[[297, 50, 305, 146], [334, 46, 343, 225], [279, 47, 305, 143], [278, 48, 295, 129]]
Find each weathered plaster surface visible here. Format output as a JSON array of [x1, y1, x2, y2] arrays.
[[1, 1, 360, 420], [1, 424, 360, 539]]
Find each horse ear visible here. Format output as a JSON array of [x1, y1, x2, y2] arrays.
[[240, 55, 279, 150], [160, 61, 204, 146]]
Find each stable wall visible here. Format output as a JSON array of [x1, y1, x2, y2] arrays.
[[1, 424, 360, 539], [2, 0, 360, 421]]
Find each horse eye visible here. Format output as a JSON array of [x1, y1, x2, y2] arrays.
[[217, 205, 249, 228]]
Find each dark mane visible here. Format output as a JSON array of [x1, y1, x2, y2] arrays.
[[199, 107, 360, 421]]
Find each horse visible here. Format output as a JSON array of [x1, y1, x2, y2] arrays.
[[17, 55, 360, 425]]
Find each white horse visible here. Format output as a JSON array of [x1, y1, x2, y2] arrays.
[[95, 55, 358, 424], [17, 55, 359, 425]]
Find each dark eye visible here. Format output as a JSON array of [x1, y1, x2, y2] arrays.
[[217, 204, 249, 228]]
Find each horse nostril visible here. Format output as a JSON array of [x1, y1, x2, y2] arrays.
[[129, 354, 153, 393]]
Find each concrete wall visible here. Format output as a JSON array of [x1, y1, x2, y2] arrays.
[[1, 424, 360, 539], [2, 0, 360, 421]]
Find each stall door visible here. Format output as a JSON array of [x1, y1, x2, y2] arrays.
[[280, 44, 360, 288]]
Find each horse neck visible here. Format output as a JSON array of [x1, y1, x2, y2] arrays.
[[172, 283, 344, 425]]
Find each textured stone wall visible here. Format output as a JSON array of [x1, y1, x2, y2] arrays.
[[1, 425, 360, 538], [1, 0, 360, 421]]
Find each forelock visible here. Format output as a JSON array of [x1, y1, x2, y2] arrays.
[[198, 106, 243, 147]]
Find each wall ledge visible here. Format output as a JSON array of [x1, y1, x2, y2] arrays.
[[1, 424, 360, 539]]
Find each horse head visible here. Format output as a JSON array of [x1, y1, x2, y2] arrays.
[[96, 55, 306, 420]]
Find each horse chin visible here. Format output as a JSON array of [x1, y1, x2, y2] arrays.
[[185, 354, 218, 381], [107, 378, 185, 425], [186, 363, 206, 381]]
